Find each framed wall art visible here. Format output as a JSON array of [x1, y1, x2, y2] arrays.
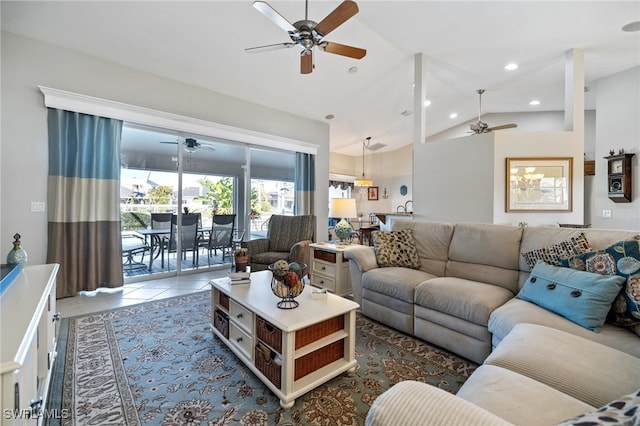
[[506, 157, 573, 212], [368, 186, 379, 201]]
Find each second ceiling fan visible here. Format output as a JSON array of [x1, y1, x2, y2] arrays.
[[469, 89, 518, 134], [246, 0, 366, 74]]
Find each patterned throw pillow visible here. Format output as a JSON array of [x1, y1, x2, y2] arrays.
[[521, 233, 592, 269], [560, 237, 640, 328], [372, 229, 420, 269], [555, 388, 640, 426]]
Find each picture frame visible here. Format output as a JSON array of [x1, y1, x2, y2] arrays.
[[367, 186, 379, 201], [506, 157, 573, 212]]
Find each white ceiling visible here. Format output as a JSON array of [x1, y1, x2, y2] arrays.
[[2, 1, 639, 156]]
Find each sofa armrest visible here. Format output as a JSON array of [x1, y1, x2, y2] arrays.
[[241, 238, 270, 260], [344, 246, 378, 306], [290, 240, 312, 271], [366, 381, 513, 426]]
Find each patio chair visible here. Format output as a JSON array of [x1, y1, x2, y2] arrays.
[[166, 213, 200, 269], [121, 232, 150, 272], [151, 212, 173, 267], [241, 214, 315, 272], [198, 214, 236, 266]]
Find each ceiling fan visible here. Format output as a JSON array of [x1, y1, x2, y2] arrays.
[[246, 0, 366, 74], [469, 89, 518, 134], [160, 138, 215, 153]]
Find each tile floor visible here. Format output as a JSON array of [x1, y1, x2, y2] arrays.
[[56, 269, 230, 318]]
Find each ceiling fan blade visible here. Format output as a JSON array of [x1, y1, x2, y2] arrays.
[[487, 123, 518, 132], [245, 42, 297, 53], [252, 1, 297, 34], [315, 0, 359, 37], [301, 50, 313, 74], [321, 41, 366, 59]]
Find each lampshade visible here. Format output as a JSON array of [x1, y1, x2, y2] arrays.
[[329, 198, 357, 219], [354, 178, 373, 187]]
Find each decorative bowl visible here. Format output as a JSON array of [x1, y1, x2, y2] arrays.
[[268, 261, 307, 309]]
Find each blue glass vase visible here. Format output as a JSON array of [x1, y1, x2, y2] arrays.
[[7, 233, 28, 268]]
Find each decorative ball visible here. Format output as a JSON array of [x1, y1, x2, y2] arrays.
[[288, 262, 302, 277], [285, 271, 299, 287], [271, 259, 290, 277]]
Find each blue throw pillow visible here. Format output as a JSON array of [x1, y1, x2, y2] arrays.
[[560, 238, 640, 327], [517, 262, 626, 332]]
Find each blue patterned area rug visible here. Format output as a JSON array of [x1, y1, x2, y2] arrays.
[[48, 291, 476, 425]]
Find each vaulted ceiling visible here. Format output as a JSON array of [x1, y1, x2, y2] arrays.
[[2, 1, 638, 156]]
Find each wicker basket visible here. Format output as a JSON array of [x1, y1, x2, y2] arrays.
[[256, 316, 283, 353], [213, 310, 229, 338], [295, 316, 344, 350], [219, 292, 230, 310], [255, 342, 281, 388], [294, 340, 344, 381]]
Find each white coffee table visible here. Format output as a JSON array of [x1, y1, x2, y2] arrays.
[[210, 270, 359, 408]]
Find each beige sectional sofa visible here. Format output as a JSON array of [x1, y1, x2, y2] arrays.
[[344, 220, 640, 364], [345, 220, 640, 425]]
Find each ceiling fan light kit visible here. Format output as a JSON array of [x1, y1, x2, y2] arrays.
[[247, 0, 366, 74], [355, 137, 375, 189]]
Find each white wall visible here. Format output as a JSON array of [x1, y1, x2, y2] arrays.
[[1, 32, 330, 264], [413, 132, 496, 223], [590, 66, 640, 230]]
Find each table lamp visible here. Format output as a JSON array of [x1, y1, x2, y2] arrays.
[[329, 198, 358, 244]]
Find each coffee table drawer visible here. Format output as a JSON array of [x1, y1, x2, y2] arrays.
[[229, 299, 253, 333], [229, 322, 253, 360]]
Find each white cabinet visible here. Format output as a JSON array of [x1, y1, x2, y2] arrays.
[[1, 264, 60, 425], [309, 243, 356, 296]]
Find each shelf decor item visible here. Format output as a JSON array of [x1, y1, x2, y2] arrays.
[[268, 260, 307, 309], [6, 233, 27, 269], [234, 247, 249, 272]]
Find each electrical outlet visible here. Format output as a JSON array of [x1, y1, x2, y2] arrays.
[[602, 209, 612, 218], [31, 201, 45, 212]]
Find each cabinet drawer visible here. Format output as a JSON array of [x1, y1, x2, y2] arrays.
[[314, 249, 337, 263], [312, 260, 337, 278], [229, 322, 253, 360], [310, 275, 336, 293], [229, 300, 253, 333]]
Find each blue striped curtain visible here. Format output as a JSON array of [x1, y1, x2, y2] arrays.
[[46, 108, 123, 298], [294, 152, 315, 215]]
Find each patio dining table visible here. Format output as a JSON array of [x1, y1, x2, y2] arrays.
[[135, 227, 207, 270]]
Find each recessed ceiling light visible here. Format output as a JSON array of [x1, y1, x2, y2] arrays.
[[401, 110, 413, 116], [325, 114, 335, 120], [529, 100, 541, 106], [449, 113, 458, 119], [424, 100, 432, 107], [348, 66, 358, 74], [504, 63, 519, 71], [622, 20, 640, 32]]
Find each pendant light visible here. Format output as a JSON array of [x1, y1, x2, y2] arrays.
[[354, 137, 373, 188]]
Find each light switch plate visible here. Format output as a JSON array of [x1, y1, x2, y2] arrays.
[[31, 201, 45, 212]]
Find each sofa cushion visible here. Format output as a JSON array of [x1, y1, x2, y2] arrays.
[[555, 388, 640, 426], [363, 267, 433, 303], [560, 237, 640, 328], [393, 220, 454, 276], [521, 232, 592, 269], [372, 229, 420, 269], [446, 223, 522, 293], [457, 365, 594, 426], [517, 262, 625, 332], [488, 298, 640, 358], [414, 277, 514, 326], [484, 323, 640, 409]]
